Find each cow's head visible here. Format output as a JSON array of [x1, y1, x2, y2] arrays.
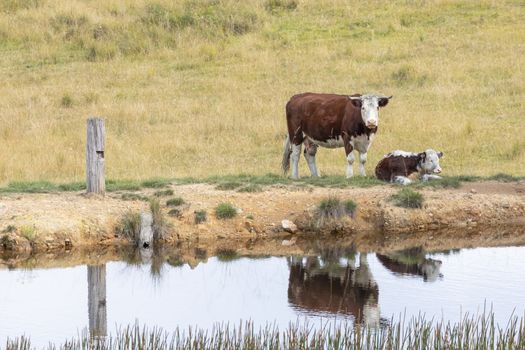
[[418, 149, 444, 174], [349, 94, 392, 129]]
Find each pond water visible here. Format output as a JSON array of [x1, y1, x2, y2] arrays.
[[1, 245, 525, 348]]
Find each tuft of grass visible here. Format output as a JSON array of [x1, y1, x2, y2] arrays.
[[19, 226, 37, 242], [237, 184, 262, 193], [60, 94, 73, 108], [216, 182, 243, 190], [391, 188, 424, 209], [416, 176, 462, 189], [121, 193, 149, 202], [487, 173, 523, 182], [150, 198, 170, 240], [0, 181, 58, 193], [115, 210, 141, 242], [106, 179, 142, 192], [265, 0, 298, 13], [215, 202, 237, 219], [166, 197, 184, 206], [167, 208, 182, 218], [343, 199, 358, 217], [154, 189, 174, 197], [194, 210, 207, 224], [57, 182, 85, 191], [314, 196, 356, 228], [142, 178, 171, 189], [2, 225, 17, 233]]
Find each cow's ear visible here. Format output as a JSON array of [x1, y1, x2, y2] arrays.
[[378, 96, 392, 107], [349, 96, 362, 108], [437, 151, 444, 158], [418, 152, 426, 162]]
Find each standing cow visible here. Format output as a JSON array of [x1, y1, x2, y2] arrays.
[[282, 93, 392, 179]]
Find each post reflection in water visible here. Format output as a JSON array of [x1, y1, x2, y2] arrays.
[[287, 250, 381, 327], [87, 265, 107, 338]]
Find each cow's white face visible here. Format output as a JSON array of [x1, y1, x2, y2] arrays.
[[350, 94, 391, 129], [419, 149, 443, 174]]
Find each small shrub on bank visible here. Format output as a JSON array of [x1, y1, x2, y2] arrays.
[[115, 210, 141, 241], [391, 188, 424, 209], [194, 210, 207, 224], [314, 196, 357, 228], [166, 197, 184, 206], [215, 203, 237, 219]]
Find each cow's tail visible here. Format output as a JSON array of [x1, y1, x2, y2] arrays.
[[282, 134, 292, 175]]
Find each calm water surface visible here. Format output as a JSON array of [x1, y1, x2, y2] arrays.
[[1, 245, 525, 347]]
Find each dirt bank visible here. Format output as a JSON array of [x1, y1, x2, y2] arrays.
[[1, 181, 524, 256]]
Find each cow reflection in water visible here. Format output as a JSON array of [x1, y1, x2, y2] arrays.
[[288, 251, 380, 327], [376, 247, 443, 282]]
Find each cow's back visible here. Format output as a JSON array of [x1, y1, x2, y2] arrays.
[[286, 93, 352, 142]]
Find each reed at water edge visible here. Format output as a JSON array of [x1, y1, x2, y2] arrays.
[[5, 312, 525, 350]]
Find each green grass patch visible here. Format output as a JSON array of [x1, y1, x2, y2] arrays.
[[166, 197, 185, 206], [121, 193, 149, 202], [487, 173, 525, 182], [142, 178, 171, 189], [391, 188, 424, 209], [215, 202, 237, 219], [106, 179, 142, 192], [415, 176, 462, 189], [194, 210, 207, 224], [215, 182, 243, 190], [0, 181, 58, 193], [154, 189, 174, 197], [237, 184, 262, 193]]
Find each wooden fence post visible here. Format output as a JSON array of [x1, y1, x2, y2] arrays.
[[86, 118, 105, 194]]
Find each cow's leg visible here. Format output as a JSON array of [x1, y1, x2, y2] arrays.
[[421, 174, 442, 182], [290, 143, 302, 180], [358, 152, 367, 176], [344, 139, 355, 178], [303, 139, 319, 177], [393, 176, 412, 186]]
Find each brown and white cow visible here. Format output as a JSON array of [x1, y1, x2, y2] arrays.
[[375, 149, 443, 185], [282, 93, 392, 179]]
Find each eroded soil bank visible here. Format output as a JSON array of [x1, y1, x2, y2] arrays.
[[1, 181, 524, 261]]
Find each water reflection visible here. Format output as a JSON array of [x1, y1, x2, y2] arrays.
[[287, 249, 380, 326], [87, 265, 107, 338], [376, 247, 443, 282]]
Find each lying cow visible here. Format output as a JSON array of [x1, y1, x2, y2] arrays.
[[282, 93, 392, 179], [375, 149, 443, 185]]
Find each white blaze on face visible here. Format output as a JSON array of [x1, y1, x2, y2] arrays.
[[420, 149, 443, 174], [360, 95, 380, 128]]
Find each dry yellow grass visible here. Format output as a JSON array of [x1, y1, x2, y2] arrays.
[[0, 0, 524, 184]]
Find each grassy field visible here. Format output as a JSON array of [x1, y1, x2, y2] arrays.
[[0, 0, 524, 184]]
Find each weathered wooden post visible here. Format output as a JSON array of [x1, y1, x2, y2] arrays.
[[86, 118, 105, 194], [88, 265, 107, 338]]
